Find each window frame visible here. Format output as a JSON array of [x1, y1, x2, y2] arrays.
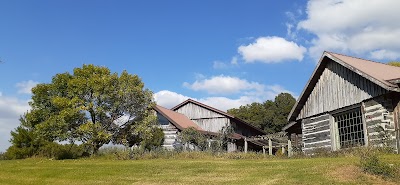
[[330, 104, 368, 150]]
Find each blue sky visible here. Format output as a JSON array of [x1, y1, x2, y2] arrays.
[[1, 0, 400, 151]]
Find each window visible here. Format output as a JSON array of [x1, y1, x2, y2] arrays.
[[157, 113, 170, 125], [334, 108, 365, 149]]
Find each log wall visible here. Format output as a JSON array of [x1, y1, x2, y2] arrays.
[[159, 123, 180, 150], [363, 95, 397, 150], [302, 114, 331, 153]]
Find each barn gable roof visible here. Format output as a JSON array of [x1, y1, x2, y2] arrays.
[[154, 105, 204, 131], [287, 51, 400, 123], [172, 99, 266, 135], [154, 104, 242, 139]]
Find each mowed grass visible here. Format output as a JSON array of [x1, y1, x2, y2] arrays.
[[0, 155, 399, 185]]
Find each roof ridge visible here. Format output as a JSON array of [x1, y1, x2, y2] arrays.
[[172, 98, 266, 134], [326, 51, 389, 66], [174, 98, 235, 118]]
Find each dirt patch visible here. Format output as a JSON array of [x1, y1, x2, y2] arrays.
[[328, 165, 360, 182], [328, 165, 397, 185]]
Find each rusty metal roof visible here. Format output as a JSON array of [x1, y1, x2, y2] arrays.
[[154, 105, 204, 131], [327, 52, 400, 88], [154, 105, 243, 140]]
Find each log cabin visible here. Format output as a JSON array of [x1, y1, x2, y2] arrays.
[[154, 99, 266, 151], [283, 51, 400, 154]]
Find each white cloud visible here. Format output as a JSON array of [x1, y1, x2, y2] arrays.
[[153, 90, 256, 112], [157, 75, 297, 112], [286, 23, 295, 39], [369, 49, 400, 60], [298, 0, 400, 60], [153, 90, 191, 109], [15, 80, 39, 94], [212, 57, 239, 69], [230, 57, 238, 65], [0, 95, 30, 152], [213, 61, 228, 69], [183, 75, 264, 95], [154, 85, 295, 112], [238, 36, 306, 63]]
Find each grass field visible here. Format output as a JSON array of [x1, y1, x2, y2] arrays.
[[0, 155, 399, 185]]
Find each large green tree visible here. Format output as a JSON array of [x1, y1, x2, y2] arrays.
[[11, 64, 156, 154], [227, 93, 296, 133]]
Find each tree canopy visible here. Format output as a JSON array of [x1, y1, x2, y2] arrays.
[[387, 61, 400, 67], [227, 93, 296, 134], [9, 64, 158, 155]]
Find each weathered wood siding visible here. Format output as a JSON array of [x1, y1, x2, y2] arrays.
[[363, 95, 397, 150], [302, 114, 331, 153], [297, 61, 387, 120], [175, 102, 230, 132]]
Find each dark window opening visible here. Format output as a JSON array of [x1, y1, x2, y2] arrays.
[[334, 108, 365, 148], [157, 113, 170, 125]]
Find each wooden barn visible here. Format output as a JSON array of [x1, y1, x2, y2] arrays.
[[154, 99, 266, 151], [283, 51, 400, 154]]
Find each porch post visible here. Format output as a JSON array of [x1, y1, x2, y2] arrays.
[[288, 140, 292, 157], [244, 137, 248, 153], [268, 139, 272, 155]]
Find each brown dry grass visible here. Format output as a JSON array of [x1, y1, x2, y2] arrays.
[[328, 165, 397, 185]]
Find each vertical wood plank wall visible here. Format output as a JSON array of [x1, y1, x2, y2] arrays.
[[175, 102, 230, 132], [297, 61, 387, 120]]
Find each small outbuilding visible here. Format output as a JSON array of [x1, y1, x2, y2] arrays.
[[154, 99, 266, 151], [283, 51, 400, 154]]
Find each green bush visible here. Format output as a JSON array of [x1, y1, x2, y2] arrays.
[[38, 142, 84, 160], [142, 127, 164, 150], [179, 127, 208, 151], [4, 145, 37, 159], [4, 142, 85, 160], [360, 153, 396, 178]]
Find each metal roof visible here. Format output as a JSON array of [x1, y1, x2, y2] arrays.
[[287, 51, 400, 123], [154, 105, 204, 131]]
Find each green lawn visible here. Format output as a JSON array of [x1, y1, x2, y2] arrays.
[[0, 155, 399, 185]]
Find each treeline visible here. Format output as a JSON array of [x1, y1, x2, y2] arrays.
[[227, 93, 296, 134]]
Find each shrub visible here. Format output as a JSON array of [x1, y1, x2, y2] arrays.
[[142, 127, 164, 150], [360, 153, 396, 178], [4, 145, 37, 159], [275, 148, 287, 158], [179, 127, 208, 151], [37, 142, 84, 160]]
